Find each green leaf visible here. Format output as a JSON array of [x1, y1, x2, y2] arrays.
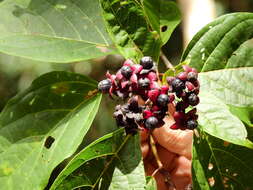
[[145, 176, 157, 190], [181, 13, 253, 72], [0, 71, 102, 189], [0, 0, 115, 62], [100, 0, 161, 62], [198, 92, 253, 149], [50, 128, 145, 190], [143, 0, 181, 45], [162, 59, 189, 84], [192, 129, 253, 189]]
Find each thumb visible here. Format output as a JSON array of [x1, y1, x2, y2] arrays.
[[152, 115, 193, 160]]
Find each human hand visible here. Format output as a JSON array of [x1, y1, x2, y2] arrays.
[[140, 105, 193, 190]]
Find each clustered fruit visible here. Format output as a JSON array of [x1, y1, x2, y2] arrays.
[[98, 57, 200, 134]]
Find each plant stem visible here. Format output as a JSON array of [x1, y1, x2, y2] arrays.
[[160, 51, 175, 71]]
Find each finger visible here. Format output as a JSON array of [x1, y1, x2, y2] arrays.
[[152, 116, 193, 159], [156, 144, 178, 172], [170, 156, 192, 190], [141, 142, 149, 159], [140, 129, 149, 142]]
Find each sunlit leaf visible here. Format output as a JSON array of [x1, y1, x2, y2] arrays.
[[0, 71, 102, 189], [0, 0, 115, 62], [50, 129, 145, 190]]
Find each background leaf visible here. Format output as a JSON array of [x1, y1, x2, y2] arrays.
[[145, 176, 157, 190], [192, 129, 253, 190], [0, 71, 102, 189], [0, 0, 115, 62], [50, 128, 146, 190], [182, 13, 253, 72], [100, 0, 161, 62], [179, 12, 253, 189], [143, 0, 181, 45]]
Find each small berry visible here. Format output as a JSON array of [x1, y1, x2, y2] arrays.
[[187, 93, 200, 106], [171, 78, 185, 92], [168, 94, 175, 102], [177, 72, 188, 81], [187, 72, 198, 82], [176, 101, 189, 111], [138, 78, 150, 89], [148, 89, 160, 102], [183, 65, 192, 73], [186, 81, 195, 91], [145, 116, 159, 129], [186, 120, 198, 130], [128, 96, 139, 113], [98, 79, 112, 93], [173, 111, 185, 123], [157, 94, 169, 107], [166, 76, 175, 85], [161, 85, 169, 94], [140, 56, 154, 69], [121, 66, 133, 79]]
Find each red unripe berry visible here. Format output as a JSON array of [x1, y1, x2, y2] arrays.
[[161, 85, 169, 94], [148, 71, 158, 81], [177, 72, 188, 81], [173, 111, 185, 123], [186, 81, 195, 91], [168, 94, 175, 102], [143, 110, 153, 119], [166, 76, 175, 85], [148, 89, 160, 102], [170, 123, 181, 129], [183, 65, 192, 73]]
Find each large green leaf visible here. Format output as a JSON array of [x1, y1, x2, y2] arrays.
[[100, 0, 161, 62], [143, 0, 181, 45], [182, 13, 253, 72], [180, 12, 253, 189], [0, 71, 102, 189], [0, 0, 115, 62], [198, 92, 253, 149], [50, 128, 145, 190], [177, 13, 253, 147], [192, 129, 253, 190]]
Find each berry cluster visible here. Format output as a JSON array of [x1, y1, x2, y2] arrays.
[[98, 57, 200, 134], [167, 65, 200, 130]]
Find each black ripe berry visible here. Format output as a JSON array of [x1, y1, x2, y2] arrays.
[[138, 78, 150, 89], [186, 120, 198, 130], [121, 66, 133, 79], [140, 56, 154, 69], [187, 93, 200, 106], [171, 78, 185, 92], [187, 72, 198, 82], [145, 116, 159, 129], [98, 79, 111, 93], [157, 94, 169, 107]]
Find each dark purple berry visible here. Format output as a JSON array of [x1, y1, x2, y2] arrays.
[[138, 78, 150, 89], [187, 72, 198, 82], [187, 93, 200, 106], [121, 66, 133, 79], [98, 79, 111, 93], [176, 101, 189, 111], [140, 56, 154, 69], [145, 116, 159, 129], [128, 96, 139, 113], [157, 94, 169, 107], [171, 78, 185, 92], [186, 120, 198, 130]]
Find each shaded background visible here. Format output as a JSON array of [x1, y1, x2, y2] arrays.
[[0, 0, 252, 144]]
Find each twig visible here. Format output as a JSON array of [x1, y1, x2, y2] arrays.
[[160, 51, 175, 71], [149, 134, 176, 190], [150, 135, 163, 177]]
